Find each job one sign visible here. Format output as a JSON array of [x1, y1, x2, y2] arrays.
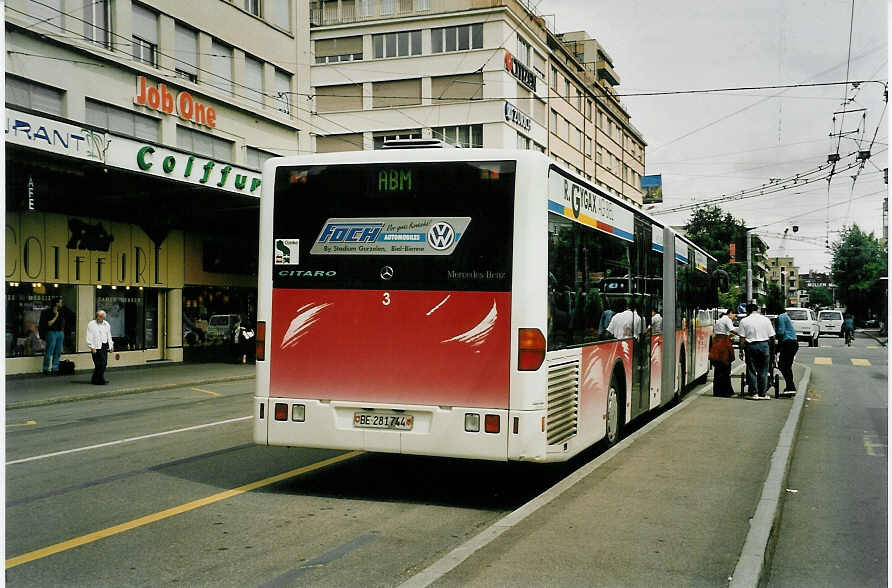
[[134, 76, 217, 129]]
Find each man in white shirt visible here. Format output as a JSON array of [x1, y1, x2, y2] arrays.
[[86, 310, 114, 385], [607, 306, 643, 339], [737, 303, 775, 399]]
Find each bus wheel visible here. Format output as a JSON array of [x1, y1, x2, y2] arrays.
[[606, 376, 622, 446]]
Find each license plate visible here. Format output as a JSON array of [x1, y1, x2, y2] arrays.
[[353, 412, 414, 430]]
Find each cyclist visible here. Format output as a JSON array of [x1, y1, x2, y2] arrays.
[[842, 314, 855, 345]]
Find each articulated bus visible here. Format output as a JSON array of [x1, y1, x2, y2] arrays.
[[253, 147, 719, 462]]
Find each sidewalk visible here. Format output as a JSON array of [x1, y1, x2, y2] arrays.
[[407, 363, 809, 588], [5, 361, 255, 410]]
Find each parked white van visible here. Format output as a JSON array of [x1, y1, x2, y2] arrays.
[[818, 309, 845, 337], [784, 307, 820, 347]]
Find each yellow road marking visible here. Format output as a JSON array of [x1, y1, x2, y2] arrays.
[[851, 358, 871, 366], [813, 357, 832, 365], [192, 387, 221, 397], [6, 450, 363, 569], [6, 420, 37, 428]]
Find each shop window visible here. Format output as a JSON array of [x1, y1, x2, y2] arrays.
[[86, 99, 160, 142], [6, 284, 77, 358], [6, 75, 64, 116], [83, 0, 110, 47], [431, 124, 483, 148], [97, 288, 158, 351], [203, 237, 258, 276], [174, 23, 199, 83], [132, 3, 158, 67], [177, 125, 234, 161], [182, 286, 256, 352]]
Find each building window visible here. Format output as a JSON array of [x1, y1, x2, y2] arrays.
[[431, 24, 482, 53], [174, 23, 198, 82], [209, 40, 234, 95], [415, 0, 431, 9], [432, 124, 483, 148], [97, 288, 159, 351], [380, 0, 395, 16], [5, 75, 64, 116], [6, 284, 77, 358], [596, 143, 603, 164], [244, 0, 261, 16], [27, 0, 62, 30], [177, 125, 234, 161], [585, 136, 592, 157], [244, 54, 264, 107], [373, 30, 422, 58], [246, 146, 278, 169], [83, 0, 109, 46], [551, 66, 559, 90], [585, 99, 592, 120], [373, 129, 421, 149], [315, 36, 363, 63], [564, 79, 570, 99], [372, 79, 422, 108], [269, 0, 290, 30], [517, 133, 530, 150], [275, 69, 292, 115], [516, 35, 531, 64], [550, 109, 558, 132], [86, 99, 160, 142], [131, 3, 158, 66], [358, 0, 373, 17]]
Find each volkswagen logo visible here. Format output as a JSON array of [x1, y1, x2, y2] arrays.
[[427, 221, 455, 251], [380, 266, 394, 280]]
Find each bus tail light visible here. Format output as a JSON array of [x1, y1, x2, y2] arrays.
[[518, 328, 546, 371], [484, 414, 500, 434], [256, 321, 266, 361], [274, 403, 287, 421]]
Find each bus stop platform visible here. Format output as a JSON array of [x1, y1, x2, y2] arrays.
[[406, 363, 809, 588], [4, 362, 255, 410]]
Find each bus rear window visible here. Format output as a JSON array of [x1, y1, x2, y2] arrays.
[[272, 161, 515, 291]]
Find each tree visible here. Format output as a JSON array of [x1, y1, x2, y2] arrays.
[[830, 224, 888, 321], [764, 284, 785, 314], [683, 205, 767, 304], [808, 286, 833, 308]]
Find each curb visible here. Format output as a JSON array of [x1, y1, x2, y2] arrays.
[[6, 374, 256, 410], [860, 330, 887, 347], [729, 362, 811, 588]]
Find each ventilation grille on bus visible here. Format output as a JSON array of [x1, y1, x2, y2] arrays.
[[547, 359, 579, 446]]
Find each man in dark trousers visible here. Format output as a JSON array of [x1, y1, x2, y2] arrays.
[[775, 309, 799, 392], [39, 296, 65, 375], [86, 310, 114, 385]]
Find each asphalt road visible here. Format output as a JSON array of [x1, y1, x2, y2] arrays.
[[766, 332, 888, 588], [5, 380, 583, 587]]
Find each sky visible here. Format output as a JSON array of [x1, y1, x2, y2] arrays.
[[539, 0, 888, 273]]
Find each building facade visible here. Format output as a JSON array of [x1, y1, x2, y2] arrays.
[[766, 256, 800, 307], [308, 0, 646, 204], [5, 0, 312, 374]]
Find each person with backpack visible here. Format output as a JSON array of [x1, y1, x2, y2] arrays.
[[39, 297, 65, 375]]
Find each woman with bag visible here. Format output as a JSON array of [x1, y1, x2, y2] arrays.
[[710, 308, 738, 397]]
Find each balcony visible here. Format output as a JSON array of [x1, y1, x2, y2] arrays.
[[596, 59, 619, 86], [310, 0, 541, 27]]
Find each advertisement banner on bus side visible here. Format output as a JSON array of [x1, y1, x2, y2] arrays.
[[547, 172, 634, 241], [694, 249, 708, 273], [675, 237, 689, 264], [308, 217, 471, 255]]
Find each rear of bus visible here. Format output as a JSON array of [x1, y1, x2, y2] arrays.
[[253, 151, 538, 461]]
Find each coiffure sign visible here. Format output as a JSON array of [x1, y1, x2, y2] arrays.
[[134, 76, 217, 129], [504, 51, 536, 92], [6, 108, 261, 197]]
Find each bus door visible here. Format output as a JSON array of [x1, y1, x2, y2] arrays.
[[630, 218, 651, 417]]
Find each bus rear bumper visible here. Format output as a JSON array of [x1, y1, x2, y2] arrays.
[[254, 397, 519, 461]]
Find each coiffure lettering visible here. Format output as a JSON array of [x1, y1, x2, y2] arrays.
[[134, 76, 217, 129]]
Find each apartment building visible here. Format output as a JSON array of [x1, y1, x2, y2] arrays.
[[308, 0, 646, 203], [5, 0, 311, 374], [767, 257, 800, 306]]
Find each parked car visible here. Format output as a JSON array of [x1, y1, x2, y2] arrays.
[[818, 309, 845, 337], [207, 314, 240, 341], [785, 307, 820, 347]]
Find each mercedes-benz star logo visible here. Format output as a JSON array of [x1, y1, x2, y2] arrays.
[[380, 266, 394, 280]]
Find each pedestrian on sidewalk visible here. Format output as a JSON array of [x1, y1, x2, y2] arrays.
[[39, 297, 65, 375], [738, 303, 775, 399], [233, 317, 254, 364], [86, 310, 114, 385], [775, 309, 799, 392], [709, 307, 737, 396]]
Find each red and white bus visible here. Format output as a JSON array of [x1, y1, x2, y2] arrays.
[[253, 146, 719, 462]]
